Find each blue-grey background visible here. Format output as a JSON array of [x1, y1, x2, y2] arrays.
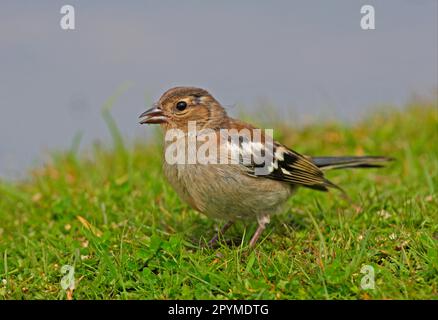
[[0, 1, 437, 178]]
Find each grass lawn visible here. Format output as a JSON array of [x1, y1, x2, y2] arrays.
[[0, 101, 437, 299]]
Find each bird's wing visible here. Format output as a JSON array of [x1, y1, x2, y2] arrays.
[[251, 143, 340, 191], [222, 118, 342, 192]]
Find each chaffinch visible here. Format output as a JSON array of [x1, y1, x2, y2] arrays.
[[139, 87, 391, 247]]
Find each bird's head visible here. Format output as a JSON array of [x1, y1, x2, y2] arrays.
[[139, 87, 227, 131]]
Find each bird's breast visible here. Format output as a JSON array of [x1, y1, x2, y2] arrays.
[[162, 160, 294, 221]]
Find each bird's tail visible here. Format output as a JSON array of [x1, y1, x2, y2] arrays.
[[311, 156, 393, 170]]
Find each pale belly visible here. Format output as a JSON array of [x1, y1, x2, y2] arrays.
[[163, 162, 295, 221]]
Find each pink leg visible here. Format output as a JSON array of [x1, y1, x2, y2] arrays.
[[249, 215, 271, 248]]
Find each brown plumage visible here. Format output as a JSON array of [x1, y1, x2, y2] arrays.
[[139, 87, 392, 247]]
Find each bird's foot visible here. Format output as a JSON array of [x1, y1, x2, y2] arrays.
[[203, 220, 234, 248]]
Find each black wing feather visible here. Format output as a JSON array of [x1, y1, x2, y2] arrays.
[[242, 141, 341, 192]]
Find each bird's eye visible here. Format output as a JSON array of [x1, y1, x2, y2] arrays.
[[176, 101, 187, 111]]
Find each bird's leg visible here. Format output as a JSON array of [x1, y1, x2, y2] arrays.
[[207, 220, 234, 247], [249, 215, 271, 248]]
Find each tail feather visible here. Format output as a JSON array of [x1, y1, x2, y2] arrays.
[[311, 156, 393, 170]]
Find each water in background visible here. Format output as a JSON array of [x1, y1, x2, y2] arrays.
[[1, 1, 437, 179]]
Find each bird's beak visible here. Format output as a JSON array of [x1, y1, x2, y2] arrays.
[[139, 106, 168, 124]]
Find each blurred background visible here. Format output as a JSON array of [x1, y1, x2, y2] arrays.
[[0, 0, 437, 178]]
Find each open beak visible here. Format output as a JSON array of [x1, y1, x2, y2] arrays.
[[139, 106, 168, 124]]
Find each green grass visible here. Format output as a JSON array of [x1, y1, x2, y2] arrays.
[[0, 100, 437, 299]]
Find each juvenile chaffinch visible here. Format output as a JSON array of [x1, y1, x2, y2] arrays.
[[139, 87, 391, 247]]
